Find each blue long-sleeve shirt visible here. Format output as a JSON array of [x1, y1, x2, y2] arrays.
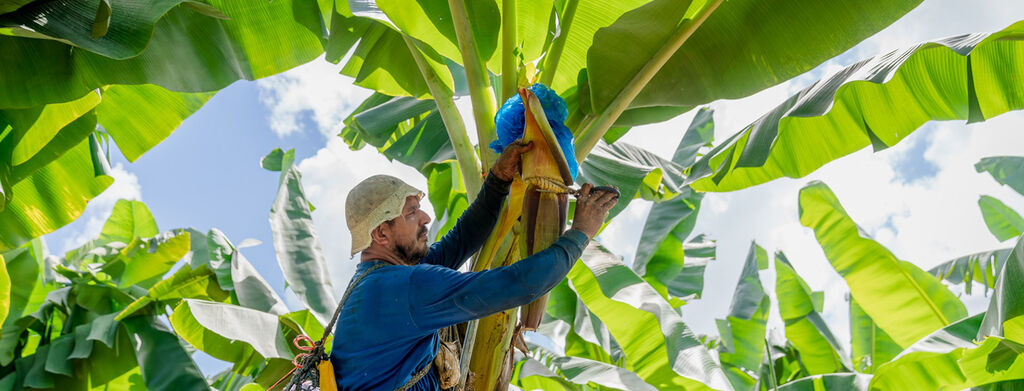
[[330, 174, 589, 391]]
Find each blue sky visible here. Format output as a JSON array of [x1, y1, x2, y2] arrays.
[[43, 0, 1024, 377]]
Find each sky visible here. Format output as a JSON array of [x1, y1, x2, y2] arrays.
[[43, 0, 1024, 377]]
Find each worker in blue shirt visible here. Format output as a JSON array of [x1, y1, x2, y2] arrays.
[[330, 141, 618, 390]]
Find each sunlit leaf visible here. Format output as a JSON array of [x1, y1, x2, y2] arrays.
[[716, 242, 768, 390], [774, 251, 849, 374], [848, 297, 901, 374], [261, 148, 336, 324], [799, 181, 966, 347], [979, 234, 1024, 340], [0, 136, 113, 251], [513, 354, 657, 391], [976, 156, 1024, 197], [979, 195, 1024, 242], [170, 299, 295, 366], [96, 84, 216, 162], [929, 247, 1012, 295], [570, 242, 729, 390], [691, 21, 1024, 192]]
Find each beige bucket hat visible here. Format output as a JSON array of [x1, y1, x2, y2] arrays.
[[346, 175, 424, 256]]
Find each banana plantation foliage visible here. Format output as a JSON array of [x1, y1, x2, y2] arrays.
[[0, 0, 1022, 390]]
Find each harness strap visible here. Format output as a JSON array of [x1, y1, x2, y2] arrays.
[[396, 360, 433, 391]]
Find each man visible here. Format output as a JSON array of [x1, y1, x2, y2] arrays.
[[331, 141, 618, 390]]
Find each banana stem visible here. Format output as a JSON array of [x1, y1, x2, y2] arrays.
[[539, 0, 579, 86], [500, 0, 518, 103], [574, 0, 724, 162], [403, 35, 483, 198], [449, 0, 499, 172]]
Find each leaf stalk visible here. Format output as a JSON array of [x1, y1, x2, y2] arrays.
[[403, 34, 483, 198], [449, 0, 499, 172]]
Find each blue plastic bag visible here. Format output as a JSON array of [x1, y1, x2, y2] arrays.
[[489, 83, 578, 180]]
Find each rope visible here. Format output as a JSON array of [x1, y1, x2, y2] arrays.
[[279, 262, 388, 391]]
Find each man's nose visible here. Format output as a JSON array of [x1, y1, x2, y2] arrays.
[[420, 210, 431, 225]]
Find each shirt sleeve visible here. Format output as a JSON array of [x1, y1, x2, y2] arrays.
[[421, 172, 511, 270], [407, 230, 589, 332]]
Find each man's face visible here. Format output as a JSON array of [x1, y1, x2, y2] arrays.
[[386, 195, 432, 264]]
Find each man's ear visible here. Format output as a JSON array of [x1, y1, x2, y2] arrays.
[[370, 224, 390, 246]]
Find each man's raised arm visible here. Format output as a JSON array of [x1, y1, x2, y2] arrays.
[[421, 141, 533, 269]]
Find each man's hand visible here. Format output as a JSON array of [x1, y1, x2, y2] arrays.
[[490, 140, 533, 182], [570, 183, 619, 239]]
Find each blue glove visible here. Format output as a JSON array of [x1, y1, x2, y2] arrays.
[[490, 83, 578, 181]]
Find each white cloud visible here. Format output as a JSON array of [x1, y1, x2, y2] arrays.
[[59, 163, 144, 253], [257, 55, 374, 138]]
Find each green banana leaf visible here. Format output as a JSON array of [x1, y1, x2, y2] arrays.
[[0, 0, 325, 109], [976, 156, 1024, 197], [63, 198, 158, 268], [979, 234, 1024, 340], [979, 195, 1024, 242], [774, 251, 850, 374], [540, 0, 647, 94], [690, 21, 1024, 192], [188, 228, 288, 315], [576, 140, 687, 219], [513, 354, 658, 391], [716, 242, 769, 390], [9, 111, 99, 194], [261, 148, 337, 324], [170, 299, 296, 366], [0, 240, 53, 365], [0, 0, 210, 60], [541, 279, 615, 364], [353, 0, 498, 69], [98, 230, 191, 289], [100, 199, 160, 242], [360, 0, 555, 73], [5, 91, 100, 173], [799, 181, 966, 347], [848, 297, 901, 374], [338, 93, 455, 172], [640, 234, 713, 308], [122, 315, 211, 391], [115, 263, 230, 321], [759, 330, 812, 388], [327, 2, 454, 99], [96, 84, 216, 162], [0, 254, 7, 329], [773, 373, 871, 391], [632, 108, 714, 305], [0, 135, 113, 251], [869, 312, 1024, 390], [582, 0, 920, 126], [0, 0, 32, 14], [929, 247, 1013, 295], [570, 242, 729, 390], [671, 108, 716, 169], [425, 161, 468, 240]]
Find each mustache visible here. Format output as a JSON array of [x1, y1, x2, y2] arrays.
[[418, 226, 428, 238]]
